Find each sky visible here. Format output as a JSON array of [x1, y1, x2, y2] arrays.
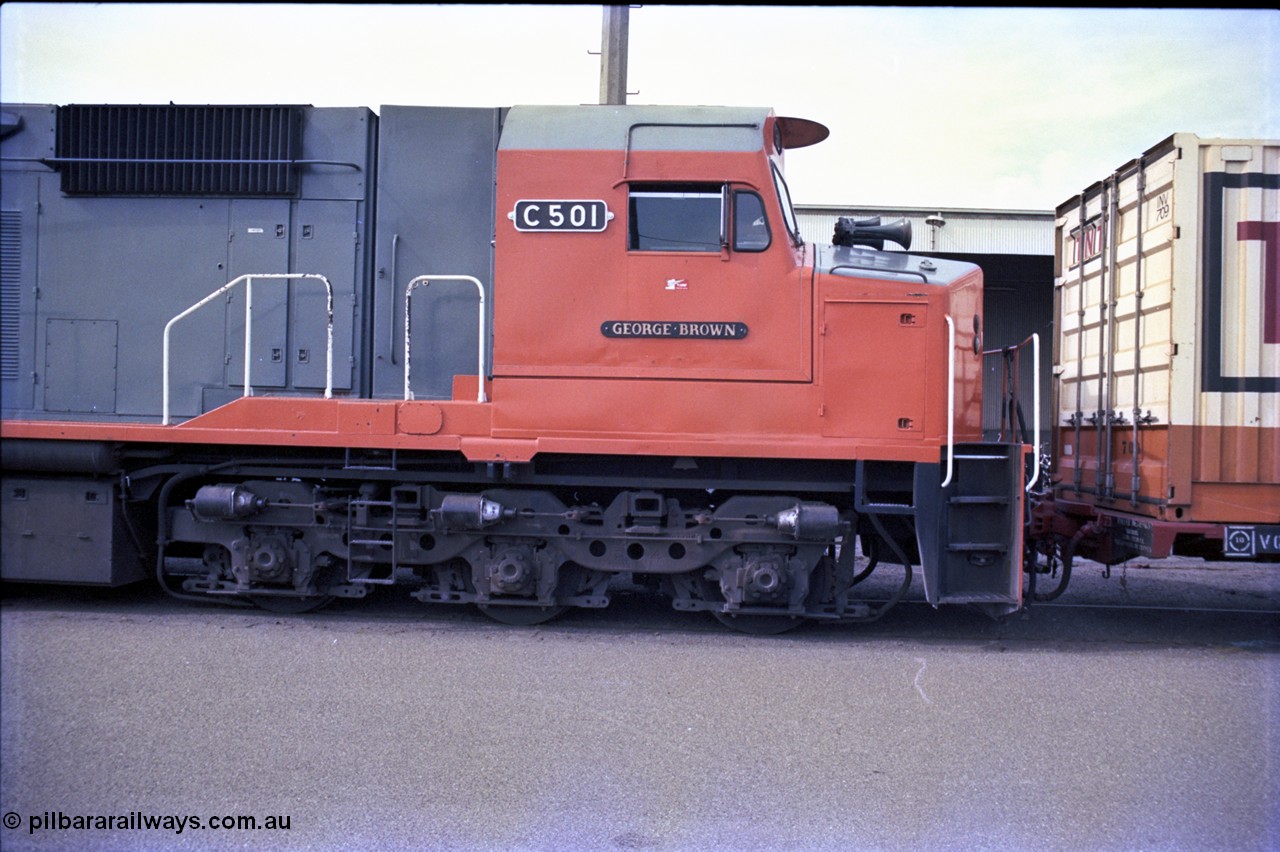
[[2, 4, 1276, 211]]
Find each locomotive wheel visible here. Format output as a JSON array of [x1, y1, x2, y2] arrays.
[[250, 594, 336, 614], [711, 611, 806, 636], [696, 573, 810, 635], [477, 604, 567, 626]]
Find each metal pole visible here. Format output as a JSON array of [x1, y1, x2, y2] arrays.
[[1073, 196, 1086, 494], [1131, 160, 1146, 505], [599, 6, 630, 105]]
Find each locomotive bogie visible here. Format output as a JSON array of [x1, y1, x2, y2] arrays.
[[159, 470, 859, 623], [168, 479, 355, 601]]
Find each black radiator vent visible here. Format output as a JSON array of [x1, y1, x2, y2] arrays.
[[55, 105, 301, 196], [1, 211, 19, 381]]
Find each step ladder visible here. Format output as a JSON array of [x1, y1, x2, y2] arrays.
[[919, 443, 1025, 617], [346, 495, 401, 585]]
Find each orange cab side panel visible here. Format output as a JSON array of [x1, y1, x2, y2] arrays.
[[492, 148, 811, 383]]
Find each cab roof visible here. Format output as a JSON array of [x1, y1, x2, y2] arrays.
[[499, 105, 776, 153]]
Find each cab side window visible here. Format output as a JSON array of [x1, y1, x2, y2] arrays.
[[733, 190, 770, 252], [628, 183, 721, 252]]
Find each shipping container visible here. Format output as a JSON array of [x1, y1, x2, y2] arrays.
[[1050, 133, 1279, 559]]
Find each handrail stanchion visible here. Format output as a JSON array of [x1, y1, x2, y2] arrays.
[[942, 315, 956, 488], [1027, 332, 1041, 492], [244, 276, 254, 398], [403, 275, 487, 403]]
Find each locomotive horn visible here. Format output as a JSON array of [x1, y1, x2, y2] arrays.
[[831, 216, 913, 251]]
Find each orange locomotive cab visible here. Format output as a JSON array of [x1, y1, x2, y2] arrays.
[[490, 107, 816, 453], [487, 107, 983, 464], [485, 111, 991, 451], [492, 106, 811, 385]]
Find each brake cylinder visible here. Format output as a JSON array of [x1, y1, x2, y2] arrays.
[[189, 484, 266, 521]]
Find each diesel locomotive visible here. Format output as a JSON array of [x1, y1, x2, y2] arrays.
[[1, 102, 1030, 632]]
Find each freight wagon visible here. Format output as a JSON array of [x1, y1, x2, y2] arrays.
[[1032, 133, 1280, 591]]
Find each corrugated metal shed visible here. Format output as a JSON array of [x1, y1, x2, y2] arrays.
[[796, 205, 1053, 255]]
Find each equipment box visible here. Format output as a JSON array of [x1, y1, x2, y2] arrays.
[[1, 477, 145, 585]]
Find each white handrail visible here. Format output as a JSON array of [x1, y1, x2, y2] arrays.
[[942, 315, 956, 488], [163, 273, 334, 425], [404, 275, 487, 403]]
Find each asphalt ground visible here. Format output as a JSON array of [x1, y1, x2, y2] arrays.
[[1, 557, 1276, 851]]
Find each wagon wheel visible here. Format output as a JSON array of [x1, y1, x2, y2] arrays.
[[1025, 533, 1073, 602]]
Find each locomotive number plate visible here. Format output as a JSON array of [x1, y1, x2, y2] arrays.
[[510, 199, 612, 232]]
